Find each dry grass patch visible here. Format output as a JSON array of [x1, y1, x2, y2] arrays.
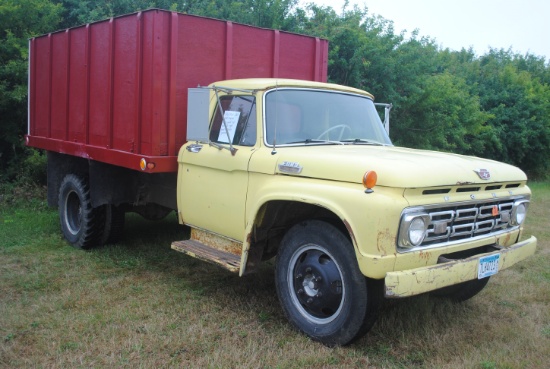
[[1, 183, 549, 368]]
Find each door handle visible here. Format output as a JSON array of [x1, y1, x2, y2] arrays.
[[186, 144, 203, 153]]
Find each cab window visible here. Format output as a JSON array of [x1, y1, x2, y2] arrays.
[[209, 95, 256, 146]]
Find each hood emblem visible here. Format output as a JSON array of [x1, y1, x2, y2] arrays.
[[278, 161, 303, 174], [474, 168, 491, 180]]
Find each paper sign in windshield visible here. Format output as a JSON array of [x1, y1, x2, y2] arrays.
[[218, 111, 241, 143]]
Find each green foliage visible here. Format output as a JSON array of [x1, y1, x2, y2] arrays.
[[392, 72, 493, 155], [182, 0, 301, 30], [0, 0, 62, 180], [59, 0, 165, 26], [59, 0, 301, 29], [19, 149, 47, 184], [1, 0, 550, 180], [474, 51, 550, 177]]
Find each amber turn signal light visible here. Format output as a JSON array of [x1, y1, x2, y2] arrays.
[[139, 158, 156, 171], [363, 171, 377, 193]]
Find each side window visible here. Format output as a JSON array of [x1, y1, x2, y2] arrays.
[[209, 95, 256, 146]]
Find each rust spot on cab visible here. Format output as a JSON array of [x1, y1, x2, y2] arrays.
[[497, 233, 512, 247], [376, 229, 393, 256], [418, 250, 432, 265], [191, 228, 242, 256]]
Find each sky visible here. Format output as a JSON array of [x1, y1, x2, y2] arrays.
[[300, 0, 550, 61]]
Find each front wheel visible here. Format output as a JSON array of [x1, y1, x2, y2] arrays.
[[275, 220, 381, 346]]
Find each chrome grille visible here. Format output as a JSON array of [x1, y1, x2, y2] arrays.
[[422, 199, 515, 246]]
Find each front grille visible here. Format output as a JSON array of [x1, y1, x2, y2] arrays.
[[422, 199, 515, 247]]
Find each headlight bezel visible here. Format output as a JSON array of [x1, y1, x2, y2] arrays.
[[510, 199, 529, 226], [397, 211, 430, 250]]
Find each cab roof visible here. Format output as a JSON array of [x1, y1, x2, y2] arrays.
[[209, 78, 375, 99]]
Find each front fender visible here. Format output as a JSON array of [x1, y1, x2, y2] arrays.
[[243, 172, 407, 278]]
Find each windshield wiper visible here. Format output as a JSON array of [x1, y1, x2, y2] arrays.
[[286, 138, 344, 145], [341, 138, 384, 146]]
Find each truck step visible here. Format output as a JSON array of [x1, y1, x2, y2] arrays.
[[171, 239, 241, 273]]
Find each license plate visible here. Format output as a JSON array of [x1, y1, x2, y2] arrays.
[[478, 254, 500, 279]]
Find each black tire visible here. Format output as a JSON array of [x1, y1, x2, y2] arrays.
[[58, 174, 105, 249], [275, 220, 381, 346], [431, 277, 490, 302], [102, 204, 125, 244]]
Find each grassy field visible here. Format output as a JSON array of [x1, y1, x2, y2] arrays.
[[1, 183, 548, 368]]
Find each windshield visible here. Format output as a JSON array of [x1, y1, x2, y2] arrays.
[[264, 89, 392, 146]]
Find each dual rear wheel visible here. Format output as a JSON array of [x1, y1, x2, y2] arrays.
[[58, 174, 124, 249]]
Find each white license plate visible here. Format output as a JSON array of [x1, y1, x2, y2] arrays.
[[478, 254, 500, 279]]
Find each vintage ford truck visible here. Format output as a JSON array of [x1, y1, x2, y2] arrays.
[[27, 9, 537, 346]]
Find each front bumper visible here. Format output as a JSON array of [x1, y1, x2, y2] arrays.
[[384, 236, 537, 298]]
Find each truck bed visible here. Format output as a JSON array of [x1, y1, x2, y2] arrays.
[[27, 9, 328, 172]]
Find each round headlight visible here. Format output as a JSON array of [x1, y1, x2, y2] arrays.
[[513, 202, 527, 225], [409, 217, 427, 246], [398, 212, 430, 250]]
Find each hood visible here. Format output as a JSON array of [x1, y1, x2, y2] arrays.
[[274, 145, 527, 188]]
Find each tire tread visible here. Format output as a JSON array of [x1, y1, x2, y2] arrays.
[[59, 174, 105, 249]]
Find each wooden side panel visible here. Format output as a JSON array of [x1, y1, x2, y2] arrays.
[[88, 20, 112, 148], [50, 31, 69, 141], [33, 36, 52, 138], [67, 26, 88, 144]]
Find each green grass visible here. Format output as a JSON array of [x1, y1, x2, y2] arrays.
[[1, 183, 549, 368]]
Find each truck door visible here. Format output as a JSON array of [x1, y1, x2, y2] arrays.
[[178, 95, 257, 241]]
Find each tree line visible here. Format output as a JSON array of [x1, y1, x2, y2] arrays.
[[1, 0, 549, 179]]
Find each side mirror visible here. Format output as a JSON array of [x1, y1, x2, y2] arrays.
[[187, 88, 210, 142], [374, 103, 392, 135]]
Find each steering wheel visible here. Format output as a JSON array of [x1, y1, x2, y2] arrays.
[[316, 124, 352, 141]]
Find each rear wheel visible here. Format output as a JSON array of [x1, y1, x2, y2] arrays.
[[102, 204, 125, 244], [431, 277, 490, 302], [275, 220, 381, 346], [58, 174, 105, 249]]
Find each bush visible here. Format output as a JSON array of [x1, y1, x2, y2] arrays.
[[0, 148, 47, 207], [20, 149, 47, 185]]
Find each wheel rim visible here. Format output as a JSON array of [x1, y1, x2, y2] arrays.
[[64, 190, 82, 235], [287, 244, 345, 324]]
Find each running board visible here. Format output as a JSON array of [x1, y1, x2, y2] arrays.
[[171, 229, 241, 273]]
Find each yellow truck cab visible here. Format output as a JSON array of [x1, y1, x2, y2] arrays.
[[172, 78, 537, 346]]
